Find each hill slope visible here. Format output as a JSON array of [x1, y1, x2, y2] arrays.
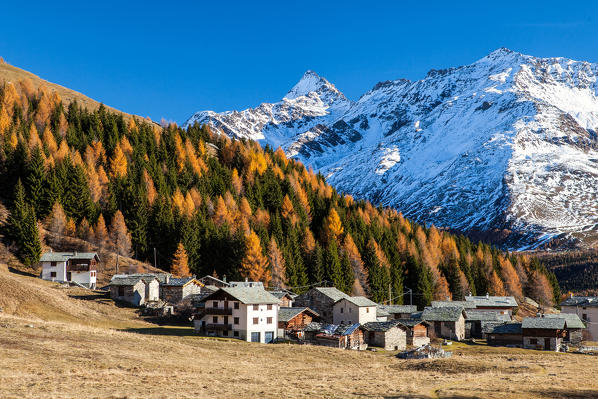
[[185, 49, 598, 250]]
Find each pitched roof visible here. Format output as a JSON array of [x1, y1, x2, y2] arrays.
[[305, 322, 360, 336], [127, 273, 171, 284], [205, 287, 281, 305], [361, 320, 407, 332], [198, 275, 230, 286], [278, 307, 319, 322], [269, 291, 295, 300], [376, 307, 391, 317], [464, 310, 511, 322], [109, 274, 157, 286], [488, 322, 523, 334], [432, 300, 476, 309], [465, 295, 518, 308], [560, 296, 598, 307], [163, 277, 200, 287], [522, 317, 566, 330], [313, 287, 351, 302], [378, 304, 418, 314], [422, 306, 464, 322], [544, 313, 586, 329], [336, 323, 361, 336], [230, 281, 264, 288], [395, 318, 429, 328], [40, 252, 99, 262], [339, 296, 378, 307]]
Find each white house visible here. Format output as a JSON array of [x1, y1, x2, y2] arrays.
[[560, 296, 598, 341], [195, 286, 280, 343], [40, 252, 99, 289], [333, 296, 378, 325]]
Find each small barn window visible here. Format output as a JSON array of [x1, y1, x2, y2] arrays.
[[530, 338, 537, 345], [50, 272, 56, 278], [213, 301, 218, 308], [234, 317, 239, 325], [234, 302, 239, 309], [253, 317, 259, 325], [340, 308, 344, 313], [213, 316, 218, 323], [233, 331, 239, 337], [583, 314, 588, 321], [51, 261, 56, 267]]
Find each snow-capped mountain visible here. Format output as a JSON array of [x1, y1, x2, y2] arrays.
[[184, 49, 598, 249]]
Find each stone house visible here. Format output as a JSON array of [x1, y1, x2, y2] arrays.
[[543, 313, 585, 345], [270, 291, 295, 307], [109, 275, 160, 306], [333, 296, 378, 325], [396, 319, 430, 347], [378, 304, 418, 319], [560, 296, 598, 341], [361, 320, 408, 351], [40, 252, 100, 289], [194, 287, 280, 343], [161, 277, 203, 304], [277, 307, 319, 339], [464, 294, 518, 316], [421, 306, 465, 341], [521, 317, 567, 351], [293, 287, 350, 323], [198, 275, 230, 288]]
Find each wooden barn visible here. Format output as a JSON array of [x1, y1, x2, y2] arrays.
[[278, 307, 319, 339], [303, 323, 365, 350], [486, 323, 523, 347], [396, 319, 430, 347], [293, 287, 350, 323], [522, 317, 568, 351], [421, 306, 466, 341]]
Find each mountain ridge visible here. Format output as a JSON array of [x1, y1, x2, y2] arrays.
[[185, 48, 598, 250]]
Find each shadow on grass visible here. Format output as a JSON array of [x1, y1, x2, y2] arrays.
[[534, 389, 598, 399], [122, 326, 196, 337], [8, 266, 37, 278]]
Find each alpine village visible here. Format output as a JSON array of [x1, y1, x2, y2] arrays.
[[2, 48, 598, 397]]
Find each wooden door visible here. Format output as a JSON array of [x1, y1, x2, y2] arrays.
[[544, 338, 551, 350], [66, 272, 72, 281]]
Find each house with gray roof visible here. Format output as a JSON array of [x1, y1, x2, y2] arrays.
[[194, 286, 280, 343], [432, 300, 476, 309], [293, 287, 351, 323], [333, 296, 378, 325], [486, 322, 523, 347], [544, 313, 586, 344], [395, 319, 430, 347], [378, 304, 418, 319], [269, 290, 295, 307], [464, 309, 512, 339], [522, 316, 569, 351], [109, 274, 159, 306], [361, 320, 409, 350], [421, 306, 466, 341], [40, 251, 100, 288], [560, 295, 598, 341], [464, 294, 518, 316], [304, 322, 365, 350], [161, 277, 203, 304]]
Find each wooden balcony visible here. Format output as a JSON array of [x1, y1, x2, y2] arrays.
[[205, 323, 232, 331], [205, 308, 233, 315]]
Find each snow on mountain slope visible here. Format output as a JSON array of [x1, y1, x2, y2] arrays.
[[184, 49, 598, 249]]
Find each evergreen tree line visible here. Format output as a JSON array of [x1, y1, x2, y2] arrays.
[[0, 80, 561, 307]]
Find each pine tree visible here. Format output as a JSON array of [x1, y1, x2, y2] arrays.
[[171, 242, 190, 277], [240, 230, 270, 284], [25, 146, 46, 217], [7, 180, 41, 266]]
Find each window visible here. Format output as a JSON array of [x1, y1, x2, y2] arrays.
[[530, 338, 537, 345], [222, 331, 228, 337], [234, 302, 239, 309], [251, 332, 260, 342], [583, 314, 588, 321], [340, 308, 344, 313], [233, 331, 239, 337], [349, 308, 352, 313], [253, 317, 259, 325], [213, 301, 218, 308], [234, 317, 239, 325], [51, 261, 56, 267], [213, 316, 218, 323], [253, 305, 259, 311], [267, 317, 272, 324], [50, 272, 56, 278], [366, 308, 369, 313]]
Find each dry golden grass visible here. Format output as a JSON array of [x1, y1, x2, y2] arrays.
[[1, 263, 597, 398]]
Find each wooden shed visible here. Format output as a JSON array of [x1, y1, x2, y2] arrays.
[[396, 319, 430, 347], [304, 323, 365, 350], [421, 306, 465, 341], [486, 322, 523, 347], [278, 307, 319, 339], [522, 317, 567, 351]]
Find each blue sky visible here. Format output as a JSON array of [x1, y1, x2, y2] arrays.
[[1, 1, 597, 123]]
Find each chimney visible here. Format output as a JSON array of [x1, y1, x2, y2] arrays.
[[223, 275, 227, 283], [245, 277, 248, 283], [486, 292, 489, 299]]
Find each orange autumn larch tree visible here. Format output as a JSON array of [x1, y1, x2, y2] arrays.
[[171, 242, 190, 277], [241, 230, 270, 285]]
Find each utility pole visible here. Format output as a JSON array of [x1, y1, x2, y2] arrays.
[[116, 254, 119, 275], [404, 286, 413, 305], [388, 283, 392, 305], [154, 248, 157, 270]]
